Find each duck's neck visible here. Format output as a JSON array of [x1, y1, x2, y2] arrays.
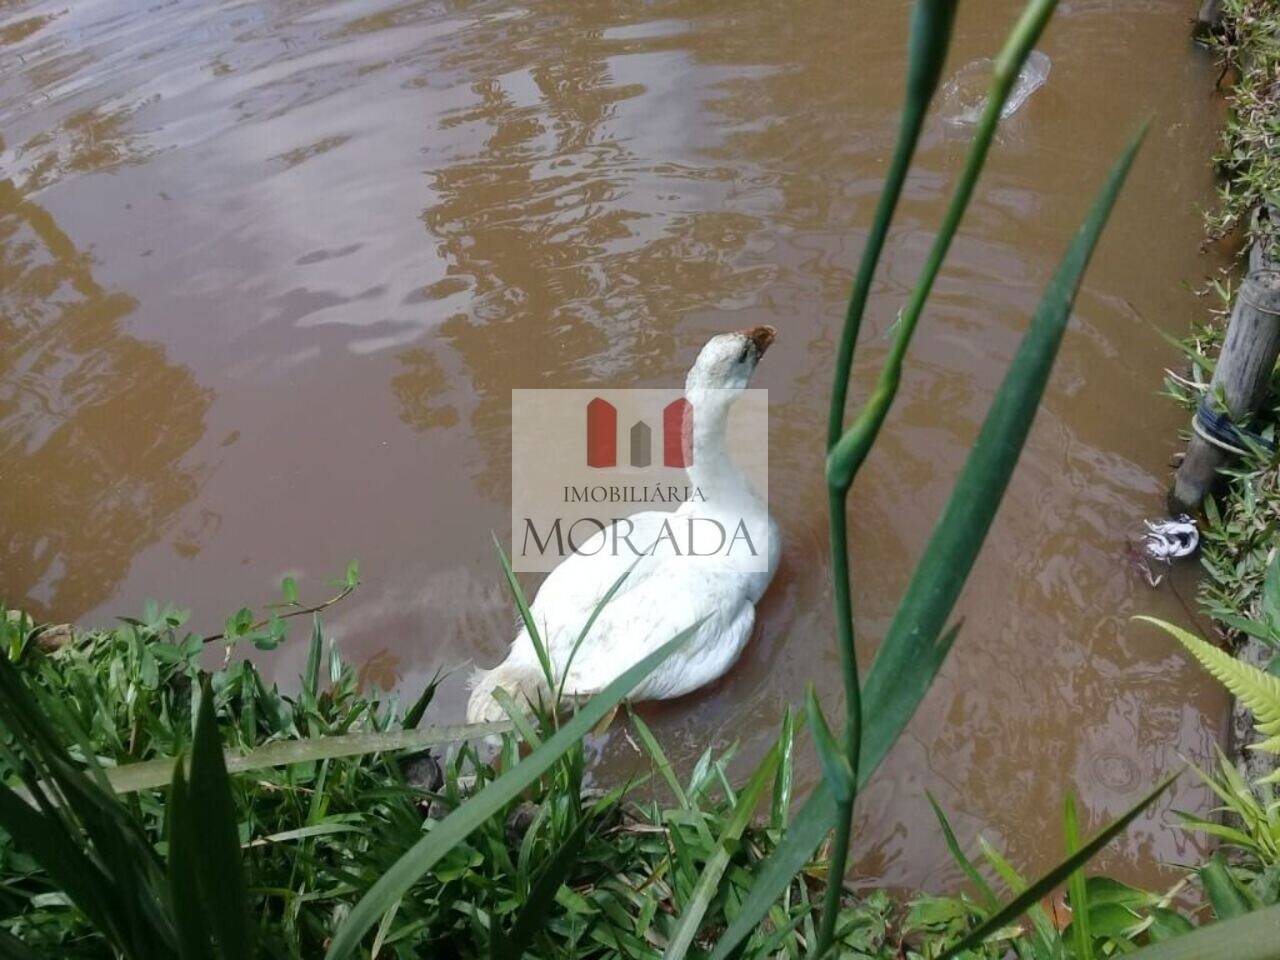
[[683, 393, 758, 511]]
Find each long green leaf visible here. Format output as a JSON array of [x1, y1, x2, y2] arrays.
[[40, 720, 513, 800], [827, 0, 1059, 489], [865, 121, 1146, 738], [0, 928, 42, 960], [0, 781, 118, 940], [325, 622, 700, 960], [168, 761, 212, 960], [187, 679, 251, 960], [558, 565, 634, 706], [493, 535, 553, 694], [630, 708, 689, 808], [937, 774, 1176, 960], [0, 655, 141, 950], [713, 124, 1145, 960], [806, 686, 852, 803], [1112, 904, 1280, 960], [769, 707, 796, 830]]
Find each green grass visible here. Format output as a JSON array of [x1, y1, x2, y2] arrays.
[[0, 589, 1277, 957], [1202, 0, 1280, 257]]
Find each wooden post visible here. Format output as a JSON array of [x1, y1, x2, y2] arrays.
[[1170, 268, 1280, 512], [1194, 0, 1223, 38]]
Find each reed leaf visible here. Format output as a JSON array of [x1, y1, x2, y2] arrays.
[[1200, 853, 1251, 920], [826, 0, 958, 449], [708, 617, 961, 960], [167, 761, 212, 960], [492, 534, 554, 696], [864, 122, 1145, 760], [827, 0, 1060, 490], [818, 2, 960, 951], [806, 686, 853, 803], [715, 120, 1145, 960], [927, 791, 999, 911]]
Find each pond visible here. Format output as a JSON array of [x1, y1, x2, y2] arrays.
[[0, 0, 1230, 891]]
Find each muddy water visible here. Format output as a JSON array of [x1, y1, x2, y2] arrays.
[[1, 0, 1231, 889]]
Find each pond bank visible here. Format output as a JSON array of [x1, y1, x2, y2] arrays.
[[1163, 0, 1280, 783]]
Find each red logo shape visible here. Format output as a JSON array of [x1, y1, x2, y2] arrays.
[[586, 398, 617, 467], [585, 397, 693, 468], [663, 398, 693, 468]]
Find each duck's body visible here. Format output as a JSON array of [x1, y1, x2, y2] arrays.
[[467, 327, 780, 724]]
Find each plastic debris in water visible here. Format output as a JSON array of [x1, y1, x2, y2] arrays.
[[941, 50, 1051, 126], [1131, 514, 1199, 586]]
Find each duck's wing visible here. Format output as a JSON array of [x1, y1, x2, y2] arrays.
[[557, 573, 758, 702], [527, 510, 675, 636]]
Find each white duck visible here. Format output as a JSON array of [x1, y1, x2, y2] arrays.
[[468, 326, 781, 723]]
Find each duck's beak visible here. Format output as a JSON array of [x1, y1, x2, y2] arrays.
[[740, 325, 776, 358]]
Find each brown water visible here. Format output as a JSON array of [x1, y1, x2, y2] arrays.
[[1, 0, 1232, 890]]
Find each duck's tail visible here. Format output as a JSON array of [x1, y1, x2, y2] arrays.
[[466, 660, 549, 725]]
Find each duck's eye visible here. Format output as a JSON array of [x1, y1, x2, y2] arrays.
[[737, 342, 751, 364]]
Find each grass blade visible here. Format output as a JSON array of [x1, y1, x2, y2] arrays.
[[59, 720, 513, 799], [629, 708, 689, 808], [927, 791, 998, 911], [325, 622, 700, 959], [493, 535, 554, 694], [402, 665, 447, 730], [827, 0, 1060, 489], [1064, 792, 1094, 960], [937, 774, 1176, 960], [805, 686, 852, 803], [303, 615, 323, 704], [558, 565, 634, 706], [491, 815, 591, 960], [664, 741, 782, 960], [715, 125, 1145, 960], [769, 707, 795, 830], [492, 687, 544, 747]]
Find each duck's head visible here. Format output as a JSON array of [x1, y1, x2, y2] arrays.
[[685, 325, 775, 396]]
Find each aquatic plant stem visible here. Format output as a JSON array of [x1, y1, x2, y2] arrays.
[[815, 491, 861, 955], [817, 4, 1055, 955], [827, 0, 1058, 490], [816, 2, 957, 955]]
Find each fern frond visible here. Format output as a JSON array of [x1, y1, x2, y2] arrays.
[[1136, 616, 1280, 751]]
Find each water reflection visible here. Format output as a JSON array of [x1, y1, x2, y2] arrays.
[[0, 180, 210, 618]]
